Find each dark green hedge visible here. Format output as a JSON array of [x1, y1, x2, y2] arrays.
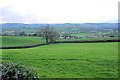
[[1, 61, 39, 80]]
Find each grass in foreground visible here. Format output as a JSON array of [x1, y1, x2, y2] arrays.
[[2, 42, 118, 78]]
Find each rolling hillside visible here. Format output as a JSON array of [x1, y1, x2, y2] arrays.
[[1, 23, 118, 32]]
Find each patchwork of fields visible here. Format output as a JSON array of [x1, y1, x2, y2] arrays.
[[2, 42, 118, 78]]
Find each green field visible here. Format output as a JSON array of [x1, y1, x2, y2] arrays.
[[1, 36, 45, 47], [2, 42, 118, 78], [1, 36, 118, 47], [70, 33, 91, 37], [70, 32, 112, 37]]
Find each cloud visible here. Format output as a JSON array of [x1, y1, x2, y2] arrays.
[[1, 7, 23, 23], [0, 0, 119, 23], [0, 6, 41, 23]]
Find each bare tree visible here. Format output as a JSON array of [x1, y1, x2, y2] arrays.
[[41, 25, 59, 43]]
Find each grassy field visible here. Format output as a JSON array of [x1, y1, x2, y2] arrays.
[[1, 36, 118, 47], [70, 33, 91, 37], [2, 42, 118, 78], [70, 32, 111, 37], [1, 36, 45, 47]]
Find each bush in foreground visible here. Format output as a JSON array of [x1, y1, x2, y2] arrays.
[[0, 61, 39, 80]]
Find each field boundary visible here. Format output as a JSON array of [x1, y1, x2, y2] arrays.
[[0, 43, 52, 49], [55, 39, 120, 43], [1, 39, 120, 49]]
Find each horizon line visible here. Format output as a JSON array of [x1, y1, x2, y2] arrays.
[[0, 22, 118, 24]]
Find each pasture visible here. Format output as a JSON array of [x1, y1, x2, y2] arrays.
[[2, 42, 118, 78], [1, 36, 118, 47], [70, 32, 112, 37], [1, 36, 45, 47]]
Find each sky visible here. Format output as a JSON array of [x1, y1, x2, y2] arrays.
[[0, 0, 119, 23]]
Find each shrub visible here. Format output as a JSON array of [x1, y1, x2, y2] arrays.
[[0, 61, 39, 80]]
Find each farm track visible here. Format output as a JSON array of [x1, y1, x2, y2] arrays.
[[1, 39, 120, 49]]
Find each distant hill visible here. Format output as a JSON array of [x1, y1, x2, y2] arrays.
[[1, 23, 118, 33], [1, 23, 118, 28]]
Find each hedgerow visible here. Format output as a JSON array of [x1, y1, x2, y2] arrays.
[[1, 61, 39, 80]]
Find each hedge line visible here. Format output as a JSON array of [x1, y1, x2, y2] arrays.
[[0, 43, 52, 49], [0, 39, 120, 49], [54, 39, 120, 43]]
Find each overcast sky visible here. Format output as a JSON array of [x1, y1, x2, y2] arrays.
[[0, 0, 119, 23]]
